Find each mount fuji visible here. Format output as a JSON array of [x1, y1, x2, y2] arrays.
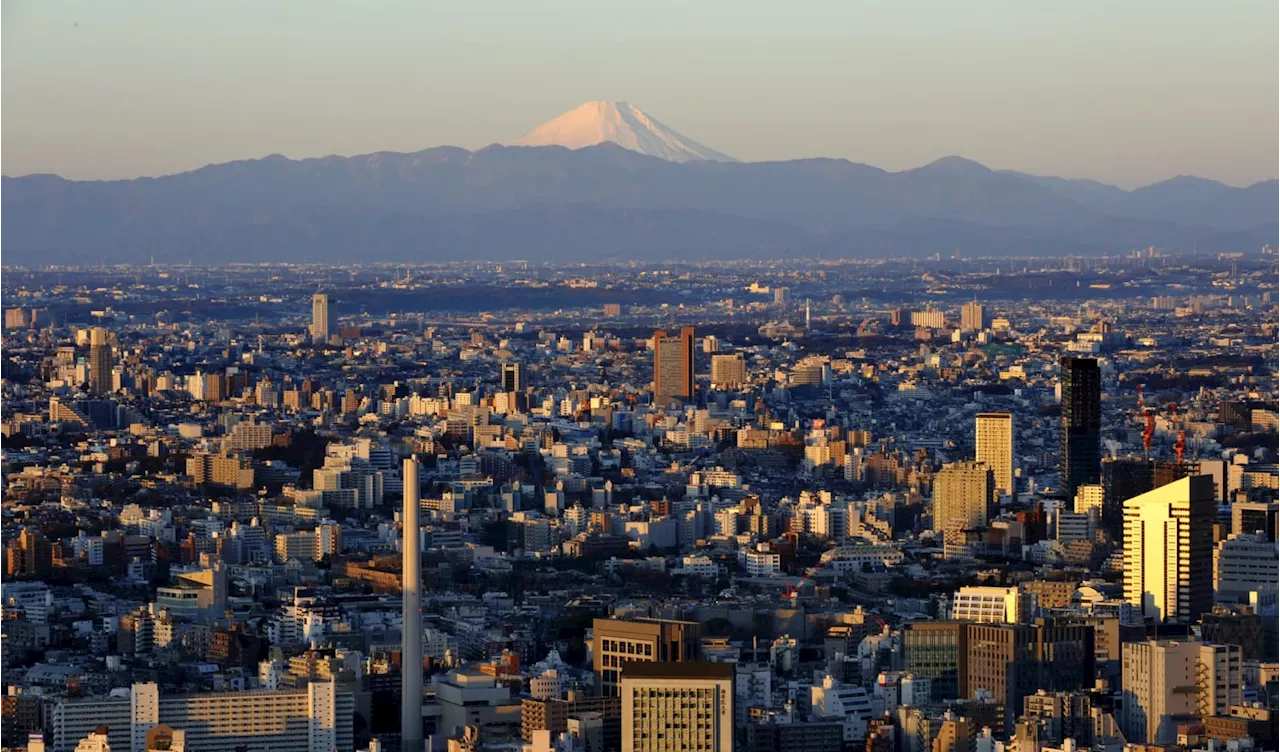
[[511, 100, 736, 163]]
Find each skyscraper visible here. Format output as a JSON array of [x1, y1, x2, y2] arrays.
[[88, 327, 113, 395], [402, 457, 424, 751], [975, 412, 1013, 497], [960, 300, 987, 332], [932, 461, 995, 537], [621, 662, 734, 752], [310, 292, 332, 343], [1060, 357, 1101, 500], [653, 328, 694, 407], [501, 362, 523, 393], [1123, 475, 1214, 624]]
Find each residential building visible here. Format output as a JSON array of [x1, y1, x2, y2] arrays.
[[1122, 475, 1215, 623], [652, 328, 695, 406], [1060, 357, 1101, 501], [975, 413, 1013, 497]]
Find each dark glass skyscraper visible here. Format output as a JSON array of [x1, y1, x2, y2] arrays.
[[1060, 357, 1101, 501]]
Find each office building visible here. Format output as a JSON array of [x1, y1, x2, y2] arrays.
[[1213, 534, 1278, 601], [961, 619, 1094, 727], [1232, 500, 1278, 540], [903, 621, 968, 702], [1120, 640, 1200, 744], [951, 586, 1023, 624], [975, 413, 1013, 497], [621, 662, 734, 752], [501, 363, 524, 394], [710, 354, 747, 390], [1122, 475, 1214, 623], [652, 328, 695, 407], [932, 462, 995, 538], [310, 292, 332, 343], [593, 617, 700, 697], [88, 327, 113, 395], [1100, 458, 1195, 540], [960, 300, 987, 332], [1060, 357, 1100, 501]]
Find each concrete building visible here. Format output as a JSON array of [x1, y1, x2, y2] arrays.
[[310, 292, 332, 343], [710, 355, 747, 390], [961, 619, 1094, 727], [932, 462, 995, 538], [951, 586, 1023, 624], [652, 328, 695, 406], [975, 413, 1013, 497], [1120, 640, 1200, 744], [1197, 643, 1243, 720], [1214, 534, 1278, 601], [1122, 475, 1215, 623], [87, 328, 114, 395], [435, 669, 520, 739], [960, 301, 987, 333], [46, 682, 351, 752], [621, 662, 734, 752], [593, 617, 700, 697]]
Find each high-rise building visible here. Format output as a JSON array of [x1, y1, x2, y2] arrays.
[[1123, 475, 1214, 624], [960, 300, 987, 332], [975, 413, 1013, 497], [1099, 458, 1195, 540], [903, 621, 968, 702], [710, 354, 746, 390], [1060, 357, 1100, 501], [652, 328, 695, 407], [501, 362, 523, 393], [88, 327, 114, 395], [402, 457, 424, 751], [932, 462, 995, 537], [593, 617, 700, 697], [620, 662, 734, 752], [310, 292, 332, 343], [961, 619, 1094, 727], [1120, 640, 1200, 744]]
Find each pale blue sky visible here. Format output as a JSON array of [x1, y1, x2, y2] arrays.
[[3, 1, 1276, 187]]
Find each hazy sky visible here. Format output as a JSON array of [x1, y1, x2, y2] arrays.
[[3, 1, 1276, 187]]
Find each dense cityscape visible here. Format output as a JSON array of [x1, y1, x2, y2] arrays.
[[1, 250, 1276, 752]]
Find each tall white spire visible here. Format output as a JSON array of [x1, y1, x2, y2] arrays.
[[401, 456, 423, 750]]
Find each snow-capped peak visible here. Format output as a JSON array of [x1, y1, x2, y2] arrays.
[[511, 101, 735, 163]]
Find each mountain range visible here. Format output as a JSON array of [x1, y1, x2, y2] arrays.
[[3, 101, 1275, 265]]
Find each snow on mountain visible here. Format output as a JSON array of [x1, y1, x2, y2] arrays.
[[511, 100, 736, 163]]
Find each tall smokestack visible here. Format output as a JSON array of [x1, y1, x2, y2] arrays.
[[401, 456, 423, 751]]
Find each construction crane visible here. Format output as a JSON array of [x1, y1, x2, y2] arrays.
[[1168, 402, 1187, 463], [1138, 385, 1155, 460]]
